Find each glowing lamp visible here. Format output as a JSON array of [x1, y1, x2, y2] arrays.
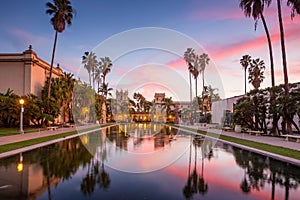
[[19, 99, 25, 105], [17, 162, 24, 172]]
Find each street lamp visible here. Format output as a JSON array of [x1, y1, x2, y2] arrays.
[[19, 99, 24, 134]]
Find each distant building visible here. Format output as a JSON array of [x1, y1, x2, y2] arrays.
[[0, 45, 63, 97], [152, 93, 167, 122], [114, 89, 130, 122]]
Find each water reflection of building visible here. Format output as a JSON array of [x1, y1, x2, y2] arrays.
[[0, 162, 60, 199]]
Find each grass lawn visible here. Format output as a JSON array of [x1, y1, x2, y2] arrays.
[[176, 126, 300, 161]]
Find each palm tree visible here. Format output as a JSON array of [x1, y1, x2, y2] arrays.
[[99, 57, 112, 86], [240, 55, 252, 94], [239, 0, 275, 87], [61, 72, 74, 122], [94, 66, 102, 94], [288, 0, 300, 17], [99, 82, 113, 99], [184, 48, 196, 102], [82, 52, 98, 87], [46, 0, 74, 99], [199, 53, 210, 96], [276, 0, 289, 96], [248, 58, 266, 89]]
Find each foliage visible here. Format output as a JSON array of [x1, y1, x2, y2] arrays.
[[46, 0, 74, 33], [132, 92, 152, 113], [233, 84, 300, 134], [0, 89, 20, 127], [73, 82, 95, 123], [248, 58, 265, 89]]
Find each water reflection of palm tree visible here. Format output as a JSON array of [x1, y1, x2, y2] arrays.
[[80, 160, 96, 195], [183, 136, 209, 199], [183, 135, 194, 199], [97, 162, 111, 190], [98, 128, 110, 190], [240, 169, 251, 193], [198, 145, 208, 195]]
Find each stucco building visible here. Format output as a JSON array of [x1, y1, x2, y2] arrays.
[[0, 45, 63, 97]]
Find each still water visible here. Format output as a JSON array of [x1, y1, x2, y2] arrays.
[[0, 123, 299, 200]]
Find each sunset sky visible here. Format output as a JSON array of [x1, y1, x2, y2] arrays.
[[1, 0, 299, 100]]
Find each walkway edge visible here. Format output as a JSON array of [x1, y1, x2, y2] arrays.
[[175, 126, 300, 167], [0, 126, 113, 159]]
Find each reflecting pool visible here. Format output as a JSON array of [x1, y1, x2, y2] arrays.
[[0, 123, 299, 200]]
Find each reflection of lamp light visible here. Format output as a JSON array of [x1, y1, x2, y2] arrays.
[[17, 153, 24, 172], [82, 135, 89, 145], [19, 99, 25, 134]]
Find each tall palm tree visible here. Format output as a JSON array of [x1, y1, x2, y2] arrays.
[[184, 48, 201, 98], [99, 57, 112, 86], [240, 55, 252, 94], [276, 0, 289, 96], [239, 0, 275, 87], [46, 0, 74, 99], [248, 58, 266, 89], [199, 53, 210, 96], [184, 48, 195, 102], [82, 51, 98, 87]]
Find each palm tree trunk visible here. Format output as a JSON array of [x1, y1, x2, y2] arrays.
[[202, 72, 205, 112], [260, 13, 275, 87], [277, 0, 292, 134], [92, 69, 95, 90], [88, 73, 91, 86], [47, 31, 58, 99], [244, 68, 247, 94], [277, 0, 289, 95], [202, 71, 205, 96], [189, 72, 192, 103], [195, 78, 198, 97]]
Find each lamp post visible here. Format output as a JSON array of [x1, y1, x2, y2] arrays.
[[19, 99, 24, 134]]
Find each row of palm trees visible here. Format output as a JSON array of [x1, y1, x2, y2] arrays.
[[239, 0, 300, 134], [82, 51, 113, 96], [184, 48, 210, 102], [239, 0, 300, 94]]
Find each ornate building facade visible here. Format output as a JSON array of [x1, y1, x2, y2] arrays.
[[0, 45, 63, 97]]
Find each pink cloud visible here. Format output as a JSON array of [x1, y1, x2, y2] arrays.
[[167, 58, 186, 69], [190, 8, 245, 20], [9, 27, 35, 41]]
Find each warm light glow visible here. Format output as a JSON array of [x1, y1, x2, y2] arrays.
[[81, 135, 89, 145], [17, 162, 24, 172], [19, 99, 24, 105]]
